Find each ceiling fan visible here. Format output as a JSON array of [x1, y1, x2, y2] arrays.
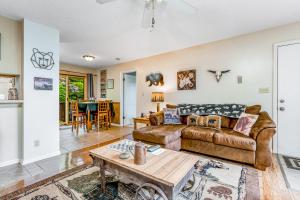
[[96, 0, 197, 32]]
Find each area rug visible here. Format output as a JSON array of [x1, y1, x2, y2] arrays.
[[14, 156, 259, 200], [278, 155, 300, 191]]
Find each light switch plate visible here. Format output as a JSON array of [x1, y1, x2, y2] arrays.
[[237, 76, 243, 84], [259, 88, 270, 94], [34, 140, 40, 147]]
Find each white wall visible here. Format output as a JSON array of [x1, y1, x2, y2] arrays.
[[104, 22, 300, 116], [0, 15, 22, 75], [22, 19, 60, 164], [0, 16, 23, 167]]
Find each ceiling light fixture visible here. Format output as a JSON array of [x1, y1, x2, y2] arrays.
[[82, 55, 95, 62]]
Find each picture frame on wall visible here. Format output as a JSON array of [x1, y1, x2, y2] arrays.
[[107, 79, 114, 89], [177, 69, 196, 90], [34, 77, 53, 90]]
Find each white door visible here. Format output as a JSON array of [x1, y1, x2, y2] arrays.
[[277, 42, 300, 158], [123, 72, 137, 126]]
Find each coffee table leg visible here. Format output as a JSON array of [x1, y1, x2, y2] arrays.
[[134, 121, 137, 130], [99, 159, 106, 193]]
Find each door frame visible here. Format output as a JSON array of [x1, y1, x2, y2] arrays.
[[273, 39, 300, 154], [59, 72, 88, 124], [120, 70, 137, 126]]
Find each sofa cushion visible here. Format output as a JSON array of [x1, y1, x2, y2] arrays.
[[221, 116, 231, 128], [182, 126, 220, 142], [149, 111, 164, 126], [250, 111, 276, 140], [245, 105, 261, 115], [133, 125, 186, 145], [166, 104, 177, 109], [229, 118, 238, 129], [213, 128, 256, 151]]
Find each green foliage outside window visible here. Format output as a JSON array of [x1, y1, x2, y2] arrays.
[[59, 77, 84, 103]]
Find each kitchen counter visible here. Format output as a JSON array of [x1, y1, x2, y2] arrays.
[[0, 100, 23, 104], [0, 101, 23, 167]]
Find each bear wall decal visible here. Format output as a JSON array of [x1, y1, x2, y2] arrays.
[[31, 48, 55, 70]]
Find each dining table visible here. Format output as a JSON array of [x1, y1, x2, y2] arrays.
[[78, 101, 98, 132], [78, 101, 114, 132]]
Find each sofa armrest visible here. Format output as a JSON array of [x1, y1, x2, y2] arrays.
[[149, 111, 164, 126], [251, 111, 276, 170], [250, 111, 276, 140], [254, 127, 276, 170]]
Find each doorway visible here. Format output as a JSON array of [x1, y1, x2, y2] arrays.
[[59, 74, 86, 125], [122, 71, 137, 126], [274, 41, 300, 158]]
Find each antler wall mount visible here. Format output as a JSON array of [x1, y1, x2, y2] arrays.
[[208, 70, 231, 82]]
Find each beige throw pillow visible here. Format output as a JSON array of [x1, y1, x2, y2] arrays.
[[187, 114, 221, 129], [233, 113, 259, 136]]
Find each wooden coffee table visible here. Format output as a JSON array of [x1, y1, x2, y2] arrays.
[[90, 140, 199, 200]]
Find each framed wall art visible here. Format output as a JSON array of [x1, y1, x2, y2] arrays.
[[34, 77, 53, 90], [177, 69, 196, 90], [107, 79, 114, 89]]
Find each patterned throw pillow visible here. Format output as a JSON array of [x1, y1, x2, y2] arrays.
[[205, 115, 222, 129], [187, 114, 198, 125], [233, 113, 259, 136], [163, 108, 181, 124], [187, 114, 221, 129], [197, 116, 206, 126]]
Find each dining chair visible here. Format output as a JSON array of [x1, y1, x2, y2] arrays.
[[97, 101, 110, 130], [70, 100, 86, 132]]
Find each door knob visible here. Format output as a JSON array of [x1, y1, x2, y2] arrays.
[[280, 99, 285, 103], [279, 107, 285, 111]]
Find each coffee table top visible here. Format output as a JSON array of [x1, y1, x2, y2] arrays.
[[90, 139, 199, 187]]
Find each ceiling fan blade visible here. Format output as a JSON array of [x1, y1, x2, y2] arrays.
[[96, 0, 117, 4], [180, 0, 198, 12], [141, 0, 168, 30], [141, 1, 153, 29]]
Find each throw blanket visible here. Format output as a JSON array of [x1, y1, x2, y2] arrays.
[[177, 104, 246, 118]]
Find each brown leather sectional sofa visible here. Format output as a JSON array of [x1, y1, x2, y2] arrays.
[[133, 105, 276, 170]]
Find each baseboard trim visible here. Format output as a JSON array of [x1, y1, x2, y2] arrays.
[[21, 150, 61, 165], [0, 159, 20, 167]]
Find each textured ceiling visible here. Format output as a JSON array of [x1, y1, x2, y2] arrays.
[[1, 0, 300, 68]]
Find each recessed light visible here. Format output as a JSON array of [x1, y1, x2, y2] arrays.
[[115, 57, 121, 61], [82, 55, 95, 62]]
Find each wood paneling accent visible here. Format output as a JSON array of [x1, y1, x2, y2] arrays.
[[112, 102, 120, 124]]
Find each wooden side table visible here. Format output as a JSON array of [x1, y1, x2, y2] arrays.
[[133, 117, 150, 130]]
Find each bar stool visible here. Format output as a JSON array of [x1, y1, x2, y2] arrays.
[[70, 100, 86, 132]]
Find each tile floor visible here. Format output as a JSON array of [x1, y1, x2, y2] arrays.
[[0, 125, 132, 196]]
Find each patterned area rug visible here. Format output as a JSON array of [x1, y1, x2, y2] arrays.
[[15, 157, 259, 200]]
